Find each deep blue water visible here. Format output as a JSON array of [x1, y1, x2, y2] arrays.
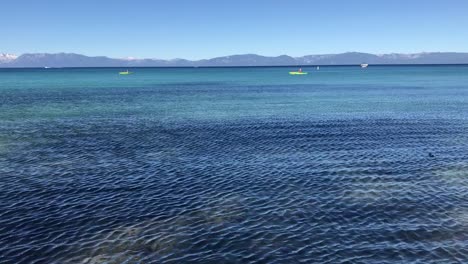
[[1, 66, 468, 263]]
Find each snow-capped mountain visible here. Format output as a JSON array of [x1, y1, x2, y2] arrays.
[[0, 53, 18, 63]]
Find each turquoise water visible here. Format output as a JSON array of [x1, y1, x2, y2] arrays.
[[1, 66, 468, 263], [1, 66, 468, 121]]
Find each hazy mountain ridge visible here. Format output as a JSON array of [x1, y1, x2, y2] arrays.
[[2, 52, 468, 67]]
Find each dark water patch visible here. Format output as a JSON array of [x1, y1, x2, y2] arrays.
[[1, 118, 468, 263]]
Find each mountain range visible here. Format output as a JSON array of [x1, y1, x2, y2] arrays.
[[2, 52, 468, 67]]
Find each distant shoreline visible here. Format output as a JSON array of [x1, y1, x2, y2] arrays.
[[3, 52, 468, 68], [2, 63, 468, 69]]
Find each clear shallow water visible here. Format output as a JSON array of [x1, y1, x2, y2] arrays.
[[1, 66, 468, 263]]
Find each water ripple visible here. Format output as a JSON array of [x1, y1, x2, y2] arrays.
[[1, 118, 468, 263]]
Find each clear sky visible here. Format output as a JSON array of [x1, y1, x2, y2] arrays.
[[2, 0, 468, 59]]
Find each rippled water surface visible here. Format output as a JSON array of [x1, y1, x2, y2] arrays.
[[1, 66, 468, 263]]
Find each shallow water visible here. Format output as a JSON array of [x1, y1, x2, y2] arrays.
[[1, 66, 468, 263]]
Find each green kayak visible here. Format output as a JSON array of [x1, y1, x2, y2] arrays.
[[119, 70, 132, 75], [289, 71, 308, 75]]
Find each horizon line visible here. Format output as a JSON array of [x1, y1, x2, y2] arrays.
[[3, 63, 468, 69]]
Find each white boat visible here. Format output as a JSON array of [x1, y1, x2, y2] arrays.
[[360, 63, 369, 68]]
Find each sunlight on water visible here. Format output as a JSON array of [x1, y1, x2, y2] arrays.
[[435, 163, 468, 187]]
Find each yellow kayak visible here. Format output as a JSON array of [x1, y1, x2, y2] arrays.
[[289, 71, 308, 75], [119, 70, 132, 75]]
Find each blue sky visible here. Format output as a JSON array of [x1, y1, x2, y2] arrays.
[[2, 0, 468, 59]]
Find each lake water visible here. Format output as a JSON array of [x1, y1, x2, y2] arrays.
[[1, 66, 468, 263]]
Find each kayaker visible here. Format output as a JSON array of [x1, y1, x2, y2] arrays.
[[298, 68, 302, 72]]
